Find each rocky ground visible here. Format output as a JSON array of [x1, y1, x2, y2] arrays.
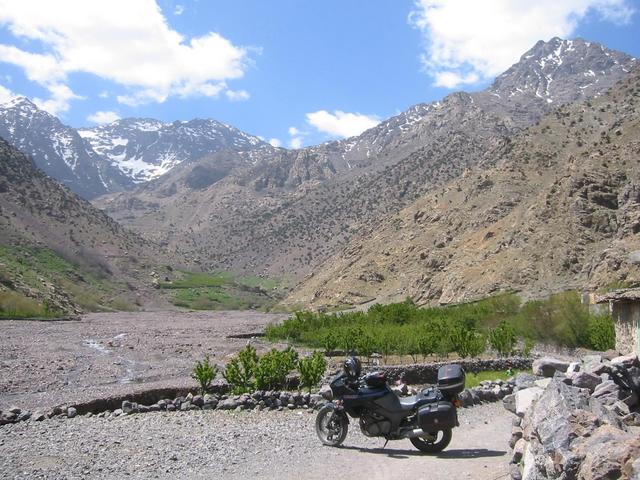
[[0, 311, 287, 411], [0, 401, 511, 480]]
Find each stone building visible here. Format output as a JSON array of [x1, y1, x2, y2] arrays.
[[596, 288, 640, 355]]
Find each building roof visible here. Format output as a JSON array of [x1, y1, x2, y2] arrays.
[[596, 287, 640, 303]]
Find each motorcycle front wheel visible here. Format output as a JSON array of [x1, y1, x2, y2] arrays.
[[410, 429, 452, 453], [315, 405, 348, 447]]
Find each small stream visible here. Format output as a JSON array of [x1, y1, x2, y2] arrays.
[[83, 334, 140, 384]]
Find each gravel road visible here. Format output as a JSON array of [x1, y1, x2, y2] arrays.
[[0, 311, 287, 411], [0, 402, 511, 480]]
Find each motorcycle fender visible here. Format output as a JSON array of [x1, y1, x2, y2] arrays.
[[324, 402, 349, 424]]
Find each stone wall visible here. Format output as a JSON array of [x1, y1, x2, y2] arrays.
[[504, 354, 640, 479]]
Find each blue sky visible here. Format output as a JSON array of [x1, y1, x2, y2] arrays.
[[0, 0, 639, 148]]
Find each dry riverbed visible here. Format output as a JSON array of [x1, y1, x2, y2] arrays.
[[0, 310, 287, 411], [0, 402, 511, 480]]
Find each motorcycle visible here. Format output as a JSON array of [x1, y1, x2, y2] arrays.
[[315, 357, 465, 453]]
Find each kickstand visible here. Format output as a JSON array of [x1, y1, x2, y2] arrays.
[[382, 439, 389, 449]]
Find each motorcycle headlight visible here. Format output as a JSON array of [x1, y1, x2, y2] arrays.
[[320, 385, 333, 401]]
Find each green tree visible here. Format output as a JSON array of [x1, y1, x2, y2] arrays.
[[191, 355, 219, 395], [588, 314, 616, 351], [298, 351, 328, 393], [489, 321, 516, 357], [255, 347, 298, 390], [223, 344, 258, 394]]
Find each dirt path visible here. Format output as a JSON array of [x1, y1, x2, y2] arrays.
[[0, 402, 512, 480], [0, 310, 287, 411]]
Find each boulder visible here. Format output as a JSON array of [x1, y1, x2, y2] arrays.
[[532, 358, 570, 377], [571, 372, 602, 392], [515, 373, 538, 389], [515, 387, 544, 417], [533, 378, 552, 389], [32, 411, 45, 422], [575, 425, 640, 480], [512, 438, 526, 464], [192, 395, 204, 407], [610, 354, 639, 368], [218, 398, 238, 410], [180, 401, 191, 411], [122, 400, 137, 415], [592, 380, 619, 399], [8, 406, 21, 414], [67, 407, 77, 419]]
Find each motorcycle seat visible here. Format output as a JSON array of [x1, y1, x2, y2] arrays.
[[398, 388, 440, 411]]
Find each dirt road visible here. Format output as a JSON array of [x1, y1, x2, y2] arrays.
[[0, 402, 512, 480], [0, 310, 287, 411]]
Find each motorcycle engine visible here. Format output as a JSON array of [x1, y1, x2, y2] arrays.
[[359, 412, 391, 437]]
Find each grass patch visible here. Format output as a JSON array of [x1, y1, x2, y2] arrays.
[[0, 291, 62, 319], [0, 244, 119, 314], [160, 270, 284, 311], [464, 369, 530, 389]]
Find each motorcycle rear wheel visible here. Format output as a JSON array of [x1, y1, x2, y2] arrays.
[[410, 429, 452, 453], [315, 405, 348, 447]]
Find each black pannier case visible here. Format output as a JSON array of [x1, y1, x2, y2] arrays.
[[417, 401, 457, 431], [437, 364, 465, 395], [364, 372, 387, 388]]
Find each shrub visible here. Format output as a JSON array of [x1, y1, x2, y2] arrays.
[[223, 344, 258, 394], [298, 351, 327, 392], [255, 347, 298, 390], [451, 327, 486, 358], [489, 321, 516, 357], [191, 355, 219, 394], [588, 314, 616, 351]]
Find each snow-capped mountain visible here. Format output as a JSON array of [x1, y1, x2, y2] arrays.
[[0, 97, 130, 199], [0, 98, 272, 198], [78, 118, 270, 183]]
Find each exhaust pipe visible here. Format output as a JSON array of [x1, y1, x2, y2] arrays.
[[401, 428, 431, 439]]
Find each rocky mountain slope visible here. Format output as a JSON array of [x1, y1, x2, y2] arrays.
[[285, 68, 640, 308], [0, 99, 271, 199], [0, 137, 175, 312], [96, 38, 637, 280]]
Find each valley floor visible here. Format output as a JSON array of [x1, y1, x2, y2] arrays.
[[0, 311, 287, 412], [0, 402, 511, 479]]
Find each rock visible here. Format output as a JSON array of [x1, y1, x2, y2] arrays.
[[32, 411, 45, 422], [8, 406, 21, 414], [148, 404, 160, 412], [515, 373, 538, 389], [592, 380, 619, 399], [533, 378, 551, 389], [575, 426, 640, 480], [586, 362, 612, 376], [185, 392, 194, 402], [218, 398, 238, 410], [157, 399, 167, 410], [180, 401, 191, 411], [512, 438, 526, 464], [67, 407, 77, 418], [17, 412, 31, 422], [532, 357, 570, 377], [567, 362, 581, 374], [113, 409, 123, 417], [515, 387, 544, 417], [622, 412, 640, 427], [530, 380, 592, 456], [167, 404, 176, 412], [509, 463, 522, 480], [192, 395, 204, 407], [610, 354, 639, 368], [571, 372, 602, 392], [503, 393, 517, 414], [122, 400, 137, 415], [459, 389, 473, 407]]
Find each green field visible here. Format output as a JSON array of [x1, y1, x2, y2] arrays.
[[158, 270, 285, 311]]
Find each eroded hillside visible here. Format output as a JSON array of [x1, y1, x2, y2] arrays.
[[286, 68, 640, 308]]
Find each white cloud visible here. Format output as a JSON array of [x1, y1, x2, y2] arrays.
[[33, 83, 83, 115], [268, 138, 282, 148], [288, 126, 299, 136], [0, 83, 15, 103], [173, 4, 185, 15], [225, 89, 250, 101], [98, 90, 109, 98], [289, 137, 303, 149], [0, 0, 252, 109], [409, 0, 636, 88], [305, 110, 380, 138], [87, 110, 120, 124]]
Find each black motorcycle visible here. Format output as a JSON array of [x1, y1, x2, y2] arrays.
[[315, 357, 465, 453]]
